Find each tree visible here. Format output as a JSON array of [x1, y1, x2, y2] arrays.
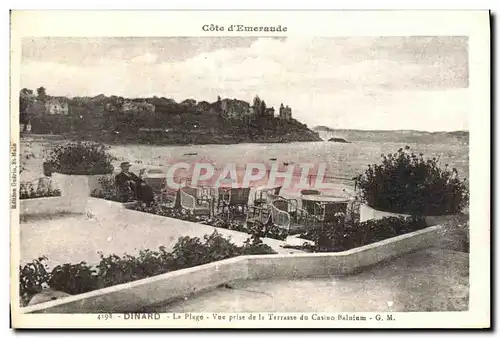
[[36, 87, 47, 101], [253, 95, 261, 115], [21, 88, 33, 96], [260, 100, 267, 116], [19, 97, 28, 114], [181, 99, 197, 106], [20, 89, 36, 118], [215, 95, 222, 112]]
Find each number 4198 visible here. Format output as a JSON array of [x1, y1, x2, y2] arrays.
[[97, 314, 113, 320]]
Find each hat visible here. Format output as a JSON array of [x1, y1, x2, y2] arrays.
[[120, 162, 132, 168]]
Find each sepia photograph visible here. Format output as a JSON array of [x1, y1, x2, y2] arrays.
[[9, 10, 490, 329]]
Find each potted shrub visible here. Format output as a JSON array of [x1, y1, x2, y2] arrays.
[[46, 142, 115, 212], [354, 146, 469, 225], [42, 162, 55, 177]]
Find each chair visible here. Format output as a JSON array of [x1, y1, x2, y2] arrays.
[[159, 189, 180, 209], [179, 186, 213, 216], [311, 200, 349, 225], [253, 186, 282, 207], [269, 197, 314, 234], [143, 175, 167, 200], [246, 204, 272, 228], [300, 189, 321, 214], [345, 197, 361, 223], [143, 173, 180, 208], [216, 187, 251, 220]]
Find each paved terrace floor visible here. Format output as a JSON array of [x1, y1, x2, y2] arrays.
[[153, 249, 469, 312], [20, 208, 303, 269]]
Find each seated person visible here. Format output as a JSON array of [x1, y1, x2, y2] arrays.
[[115, 162, 155, 204]]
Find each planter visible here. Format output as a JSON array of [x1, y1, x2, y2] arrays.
[[359, 203, 466, 226], [51, 173, 97, 213], [42, 162, 55, 177], [87, 174, 110, 196]]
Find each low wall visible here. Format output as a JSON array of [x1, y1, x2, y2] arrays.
[[246, 225, 438, 279], [20, 197, 73, 216], [339, 225, 438, 274], [21, 225, 440, 314], [22, 256, 248, 314]]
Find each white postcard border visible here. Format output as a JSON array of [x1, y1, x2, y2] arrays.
[[9, 10, 490, 329]]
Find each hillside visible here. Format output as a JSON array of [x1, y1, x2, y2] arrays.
[[313, 126, 469, 145], [20, 93, 322, 145]]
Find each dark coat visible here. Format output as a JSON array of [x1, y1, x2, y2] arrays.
[[115, 171, 143, 188], [115, 171, 154, 203]]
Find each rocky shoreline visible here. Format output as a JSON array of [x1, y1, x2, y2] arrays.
[[33, 127, 323, 146]]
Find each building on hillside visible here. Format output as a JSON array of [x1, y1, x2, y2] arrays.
[[20, 121, 33, 134], [220, 98, 255, 120], [279, 103, 292, 121], [122, 100, 156, 114], [265, 107, 275, 117], [27, 101, 46, 118], [45, 97, 70, 115]]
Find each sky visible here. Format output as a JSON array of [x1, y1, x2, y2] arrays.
[[20, 36, 469, 131]]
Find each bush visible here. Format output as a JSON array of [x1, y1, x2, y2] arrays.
[[90, 176, 123, 202], [133, 202, 200, 221], [19, 256, 51, 306], [19, 231, 276, 306], [45, 141, 115, 175], [300, 216, 427, 252], [246, 219, 289, 241], [171, 232, 242, 269], [20, 181, 61, 199], [95, 248, 175, 289], [202, 216, 249, 233], [355, 146, 468, 216], [49, 262, 99, 295], [240, 236, 277, 255]]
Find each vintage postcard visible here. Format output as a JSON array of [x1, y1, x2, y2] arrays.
[[10, 10, 490, 329]]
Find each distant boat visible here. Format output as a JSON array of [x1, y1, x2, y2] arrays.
[[328, 137, 350, 143], [183, 152, 198, 156], [269, 157, 277, 161]]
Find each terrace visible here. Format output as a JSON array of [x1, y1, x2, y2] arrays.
[[17, 142, 469, 313], [19, 193, 467, 313], [20, 199, 302, 270]]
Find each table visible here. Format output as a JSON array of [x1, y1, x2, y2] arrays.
[[301, 194, 350, 215]]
